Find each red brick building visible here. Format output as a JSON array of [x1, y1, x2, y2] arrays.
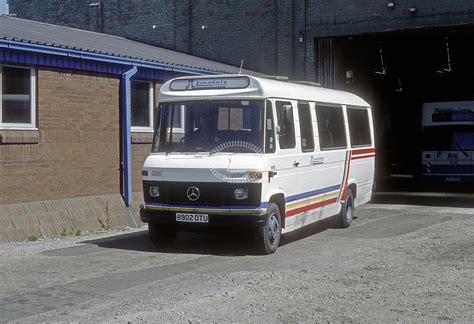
[[0, 16, 258, 242]]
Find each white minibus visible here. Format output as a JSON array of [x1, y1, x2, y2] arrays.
[[140, 75, 375, 254]]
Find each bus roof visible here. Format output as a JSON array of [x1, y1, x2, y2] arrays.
[[159, 74, 371, 107]]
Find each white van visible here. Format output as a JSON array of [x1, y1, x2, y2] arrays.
[[140, 75, 375, 254]]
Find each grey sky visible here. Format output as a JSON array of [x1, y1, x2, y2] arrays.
[[0, 0, 8, 14]]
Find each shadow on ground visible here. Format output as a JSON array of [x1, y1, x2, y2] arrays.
[[373, 176, 474, 208], [79, 177, 473, 256], [82, 230, 255, 256], [81, 217, 342, 256]]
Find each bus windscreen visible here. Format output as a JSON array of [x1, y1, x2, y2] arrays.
[[422, 126, 474, 151]]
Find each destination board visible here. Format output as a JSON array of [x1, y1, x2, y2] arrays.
[[170, 76, 250, 91]]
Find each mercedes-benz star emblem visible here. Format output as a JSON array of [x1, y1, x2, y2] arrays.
[[186, 186, 200, 201]]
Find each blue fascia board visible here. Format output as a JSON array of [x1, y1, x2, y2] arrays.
[[0, 39, 221, 76], [0, 47, 186, 80]]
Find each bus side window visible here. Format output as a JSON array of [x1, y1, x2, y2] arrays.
[[265, 100, 276, 153], [298, 102, 315, 152], [347, 108, 371, 147], [316, 105, 347, 150], [276, 101, 296, 149]]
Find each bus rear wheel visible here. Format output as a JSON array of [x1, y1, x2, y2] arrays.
[[148, 223, 177, 246], [338, 188, 354, 228], [255, 202, 282, 254]]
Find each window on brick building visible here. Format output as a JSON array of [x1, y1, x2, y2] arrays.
[[131, 80, 154, 131], [0, 65, 36, 129]]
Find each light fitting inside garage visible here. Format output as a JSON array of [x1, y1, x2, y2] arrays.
[[374, 44, 387, 75], [437, 37, 452, 74], [395, 78, 403, 92]]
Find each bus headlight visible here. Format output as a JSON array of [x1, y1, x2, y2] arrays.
[[149, 186, 160, 197], [248, 171, 262, 180], [424, 162, 431, 173], [234, 188, 249, 200]]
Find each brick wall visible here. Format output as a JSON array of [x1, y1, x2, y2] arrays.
[[101, 0, 177, 49], [8, 0, 474, 80], [8, 0, 92, 30], [8, 0, 281, 75], [187, 0, 278, 74], [0, 69, 121, 205], [0, 68, 156, 242], [306, 0, 474, 38]]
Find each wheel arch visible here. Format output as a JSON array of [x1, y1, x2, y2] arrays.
[[266, 192, 286, 228], [347, 181, 357, 199]]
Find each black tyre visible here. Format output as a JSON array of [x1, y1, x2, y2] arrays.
[[255, 202, 282, 255], [338, 188, 355, 228], [148, 223, 177, 246]]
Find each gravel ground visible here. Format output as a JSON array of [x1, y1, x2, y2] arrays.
[[0, 202, 473, 323]]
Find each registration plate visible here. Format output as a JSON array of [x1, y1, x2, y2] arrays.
[[445, 177, 461, 182], [176, 213, 209, 223]]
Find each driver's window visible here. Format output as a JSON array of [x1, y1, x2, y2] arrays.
[[276, 101, 296, 149], [163, 104, 184, 143]]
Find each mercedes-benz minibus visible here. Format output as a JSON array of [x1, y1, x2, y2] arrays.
[[140, 75, 375, 254]]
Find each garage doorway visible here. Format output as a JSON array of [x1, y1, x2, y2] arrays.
[[316, 26, 474, 188]]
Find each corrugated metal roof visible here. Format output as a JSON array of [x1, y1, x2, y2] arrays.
[[0, 15, 263, 76]]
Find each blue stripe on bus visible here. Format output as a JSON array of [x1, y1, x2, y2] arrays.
[[427, 165, 473, 174], [285, 184, 341, 203]]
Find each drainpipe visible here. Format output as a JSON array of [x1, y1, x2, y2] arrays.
[[121, 66, 138, 208]]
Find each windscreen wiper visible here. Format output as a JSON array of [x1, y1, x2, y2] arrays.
[[452, 138, 469, 158]]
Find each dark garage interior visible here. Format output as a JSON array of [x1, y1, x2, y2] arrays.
[[318, 26, 474, 190]]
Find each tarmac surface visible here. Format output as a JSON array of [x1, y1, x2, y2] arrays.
[[0, 196, 473, 322]]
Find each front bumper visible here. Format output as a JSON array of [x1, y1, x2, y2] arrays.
[[421, 174, 474, 182], [140, 206, 267, 228]]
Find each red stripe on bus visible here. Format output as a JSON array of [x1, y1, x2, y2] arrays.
[[285, 197, 338, 218], [341, 151, 352, 201], [351, 154, 375, 160], [352, 148, 376, 155]]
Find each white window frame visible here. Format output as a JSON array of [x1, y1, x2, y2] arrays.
[[0, 65, 37, 130], [131, 80, 155, 132]]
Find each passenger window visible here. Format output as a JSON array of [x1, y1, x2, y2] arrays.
[[347, 108, 371, 147], [265, 101, 276, 153], [276, 101, 296, 149], [316, 105, 347, 150], [298, 102, 314, 152]]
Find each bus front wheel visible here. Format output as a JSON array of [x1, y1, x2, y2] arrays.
[[255, 202, 282, 254]]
